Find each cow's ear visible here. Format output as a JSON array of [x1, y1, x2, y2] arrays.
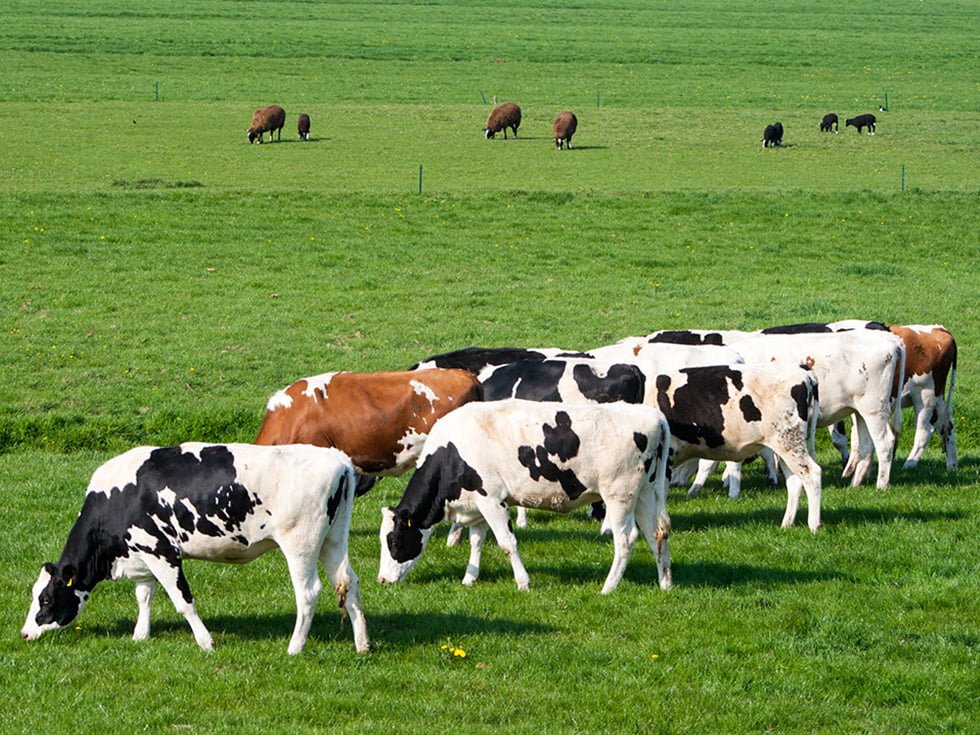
[[398, 508, 413, 527], [43, 562, 57, 575], [60, 564, 77, 586]]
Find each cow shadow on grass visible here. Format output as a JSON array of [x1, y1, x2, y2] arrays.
[[673, 505, 966, 533], [102, 610, 555, 649]]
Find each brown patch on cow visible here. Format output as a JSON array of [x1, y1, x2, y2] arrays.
[[889, 325, 957, 396], [255, 369, 483, 474], [633, 344, 642, 357], [804, 356, 815, 368]]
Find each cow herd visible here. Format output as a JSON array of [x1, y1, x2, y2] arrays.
[[22, 321, 957, 655]]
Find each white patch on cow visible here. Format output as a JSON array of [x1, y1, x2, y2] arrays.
[[302, 372, 339, 402], [392, 428, 427, 473], [410, 379, 438, 408], [158, 486, 177, 508], [21, 569, 54, 639], [266, 388, 293, 411]]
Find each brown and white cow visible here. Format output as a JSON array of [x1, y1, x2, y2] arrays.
[[255, 369, 483, 492], [887, 325, 957, 469]]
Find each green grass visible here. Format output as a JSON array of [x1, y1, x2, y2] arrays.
[[1, 1, 978, 733]]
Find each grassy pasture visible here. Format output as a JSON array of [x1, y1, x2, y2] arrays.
[[1, 1, 978, 733]]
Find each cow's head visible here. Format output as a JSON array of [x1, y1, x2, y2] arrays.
[[22, 563, 90, 641], [377, 507, 434, 584]]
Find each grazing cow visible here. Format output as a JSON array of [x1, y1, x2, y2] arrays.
[[22, 443, 369, 655], [845, 114, 876, 134], [820, 113, 839, 133], [652, 363, 823, 531], [247, 104, 286, 144], [378, 400, 672, 594], [731, 331, 905, 489], [553, 111, 578, 150], [255, 369, 483, 494], [760, 320, 957, 470], [887, 325, 957, 469], [586, 338, 759, 497], [297, 113, 311, 141], [485, 102, 522, 139]]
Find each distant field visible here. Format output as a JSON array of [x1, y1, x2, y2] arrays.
[[1, 2, 977, 734]]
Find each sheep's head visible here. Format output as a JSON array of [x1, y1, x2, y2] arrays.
[[247, 129, 260, 144], [484, 128, 495, 139]]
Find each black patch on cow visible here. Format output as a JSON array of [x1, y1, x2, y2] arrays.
[[482, 360, 565, 401], [44, 445, 264, 610], [761, 322, 831, 335], [397, 443, 484, 529], [648, 330, 725, 346], [326, 471, 349, 524], [656, 366, 743, 448], [387, 442, 484, 563], [739, 395, 763, 422], [517, 412, 588, 499], [409, 347, 550, 373], [866, 321, 889, 331], [790, 381, 812, 422], [572, 363, 645, 404], [633, 432, 649, 452]]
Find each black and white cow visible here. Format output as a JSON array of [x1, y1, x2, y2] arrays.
[[378, 400, 672, 594], [652, 363, 823, 531], [585, 338, 761, 496], [22, 443, 369, 655], [409, 346, 581, 379]]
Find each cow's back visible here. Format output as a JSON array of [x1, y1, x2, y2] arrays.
[[255, 369, 483, 474]]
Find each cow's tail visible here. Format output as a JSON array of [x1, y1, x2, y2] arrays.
[[804, 372, 820, 458], [945, 339, 957, 416], [889, 340, 907, 439]]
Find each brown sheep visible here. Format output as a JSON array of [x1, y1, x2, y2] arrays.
[[247, 105, 286, 144], [485, 102, 521, 140], [553, 111, 578, 150], [297, 113, 311, 141]]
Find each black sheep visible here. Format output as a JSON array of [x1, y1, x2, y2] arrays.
[[820, 113, 839, 133], [845, 113, 877, 134]]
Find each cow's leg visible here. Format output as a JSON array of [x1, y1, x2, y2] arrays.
[[776, 451, 822, 532], [829, 421, 850, 468], [515, 506, 529, 529], [141, 555, 213, 651], [855, 412, 895, 489], [903, 383, 935, 469], [319, 540, 370, 654], [846, 415, 874, 486], [461, 521, 489, 586], [445, 522, 464, 548], [282, 547, 323, 655], [477, 499, 530, 590], [939, 402, 958, 469], [759, 448, 780, 485], [598, 500, 638, 594], [133, 579, 157, 641], [670, 458, 697, 487], [723, 461, 742, 499], [634, 492, 672, 590], [687, 459, 717, 498]]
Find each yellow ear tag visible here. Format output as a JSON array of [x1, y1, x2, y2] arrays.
[[406, 518, 412, 527], [66, 577, 74, 588]]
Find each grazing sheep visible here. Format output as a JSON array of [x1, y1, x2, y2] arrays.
[[297, 113, 311, 141], [762, 122, 783, 148], [247, 104, 286, 144], [820, 113, 839, 133], [485, 102, 521, 140], [553, 111, 578, 150], [846, 113, 877, 134]]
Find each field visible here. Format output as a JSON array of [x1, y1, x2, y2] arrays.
[[1, 1, 978, 733]]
